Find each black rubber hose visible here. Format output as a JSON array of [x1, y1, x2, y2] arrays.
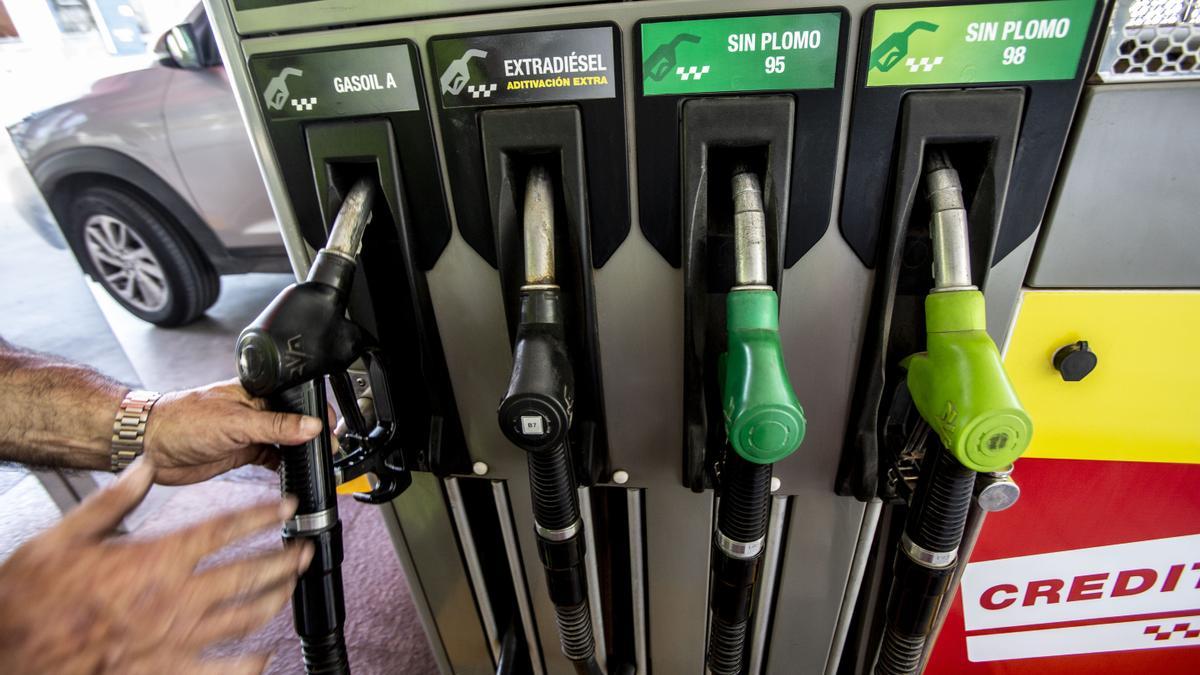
[[500, 288, 600, 672], [907, 445, 975, 552], [556, 601, 597, 664], [707, 454, 773, 675], [717, 455, 773, 543], [708, 615, 750, 675], [526, 446, 599, 670], [529, 444, 580, 531], [273, 383, 350, 675], [876, 624, 925, 675], [874, 445, 975, 675]]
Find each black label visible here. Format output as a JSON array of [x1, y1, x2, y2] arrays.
[[431, 27, 617, 109], [249, 44, 420, 121]]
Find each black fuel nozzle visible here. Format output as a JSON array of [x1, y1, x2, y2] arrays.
[[497, 165, 600, 674], [237, 178, 376, 396], [234, 178, 383, 675], [499, 163, 574, 460]]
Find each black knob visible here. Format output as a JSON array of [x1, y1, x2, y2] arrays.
[[1052, 340, 1097, 382]]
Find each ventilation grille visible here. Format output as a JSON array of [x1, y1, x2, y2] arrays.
[[1098, 0, 1200, 81]]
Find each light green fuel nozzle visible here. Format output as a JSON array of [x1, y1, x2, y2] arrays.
[[902, 152, 1031, 472]]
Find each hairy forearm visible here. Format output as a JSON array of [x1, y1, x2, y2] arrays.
[[0, 338, 127, 470]]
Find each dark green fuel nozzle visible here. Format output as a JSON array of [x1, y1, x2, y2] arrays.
[[723, 289, 806, 464], [721, 168, 806, 465]]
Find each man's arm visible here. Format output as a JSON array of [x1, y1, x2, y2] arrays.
[[0, 337, 323, 483], [0, 337, 124, 470]]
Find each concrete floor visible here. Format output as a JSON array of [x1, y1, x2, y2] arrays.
[[0, 37, 438, 674]]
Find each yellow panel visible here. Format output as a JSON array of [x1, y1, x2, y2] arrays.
[[336, 474, 372, 495], [1004, 291, 1200, 464]]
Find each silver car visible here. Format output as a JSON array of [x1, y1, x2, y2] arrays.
[[7, 4, 287, 326]]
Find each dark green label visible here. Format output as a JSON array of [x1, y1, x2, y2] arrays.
[[431, 27, 616, 109], [249, 44, 420, 121], [866, 0, 1096, 87], [641, 13, 840, 95]]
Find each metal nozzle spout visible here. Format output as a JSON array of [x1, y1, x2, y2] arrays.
[[924, 151, 975, 292], [325, 177, 377, 260], [732, 167, 768, 288], [523, 164, 556, 287]]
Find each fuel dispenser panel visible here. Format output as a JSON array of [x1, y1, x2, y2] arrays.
[[635, 10, 847, 268], [246, 41, 468, 479], [634, 10, 848, 490], [202, 1, 1200, 675], [835, 0, 1104, 504], [633, 10, 849, 675], [429, 26, 629, 269], [831, 2, 1107, 673], [428, 21, 633, 675], [841, 0, 1102, 269]]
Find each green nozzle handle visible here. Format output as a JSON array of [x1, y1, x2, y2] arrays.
[[722, 289, 806, 464], [903, 290, 1032, 472]]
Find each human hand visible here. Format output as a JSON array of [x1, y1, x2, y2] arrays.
[[0, 459, 313, 674], [143, 379, 324, 485]]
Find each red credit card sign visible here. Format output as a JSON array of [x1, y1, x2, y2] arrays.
[[928, 457, 1200, 673], [961, 534, 1200, 661]]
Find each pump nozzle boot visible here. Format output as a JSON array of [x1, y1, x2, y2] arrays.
[[902, 290, 1032, 472], [723, 289, 807, 464], [235, 253, 365, 398], [498, 288, 574, 454]]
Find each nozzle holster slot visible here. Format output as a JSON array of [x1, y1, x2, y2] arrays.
[[305, 118, 468, 476], [481, 106, 609, 486]]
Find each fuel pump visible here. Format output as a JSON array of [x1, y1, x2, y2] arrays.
[[872, 153, 1031, 675], [235, 178, 413, 675], [498, 165, 601, 675], [706, 167, 806, 674]]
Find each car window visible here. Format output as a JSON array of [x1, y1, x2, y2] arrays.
[[190, 5, 222, 67]]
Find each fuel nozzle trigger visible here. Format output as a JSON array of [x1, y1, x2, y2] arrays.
[[331, 348, 411, 504]]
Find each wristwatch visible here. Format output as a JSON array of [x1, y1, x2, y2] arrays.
[[111, 389, 162, 472]]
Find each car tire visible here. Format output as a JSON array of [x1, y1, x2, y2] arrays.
[[65, 185, 219, 327]]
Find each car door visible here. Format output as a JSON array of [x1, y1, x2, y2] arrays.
[[161, 18, 280, 253]]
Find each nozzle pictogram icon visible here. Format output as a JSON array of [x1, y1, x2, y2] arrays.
[[870, 21, 939, 72], [263, 67, 303, 111], [644, 33, 702, 81]]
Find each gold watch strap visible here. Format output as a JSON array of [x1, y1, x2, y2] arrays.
[[111, 390, 161, 472]]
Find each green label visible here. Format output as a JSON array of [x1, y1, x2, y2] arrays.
[[866, 0, 1095, 87], [641, 13, 841, 96]]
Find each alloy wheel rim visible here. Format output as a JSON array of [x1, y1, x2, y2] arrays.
[[83, 214, 170, 313]]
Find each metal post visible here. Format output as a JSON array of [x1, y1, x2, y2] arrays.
[[445, 477, 502, 665]]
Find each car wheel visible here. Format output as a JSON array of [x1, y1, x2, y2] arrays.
[[66, 185, 219, 327]]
